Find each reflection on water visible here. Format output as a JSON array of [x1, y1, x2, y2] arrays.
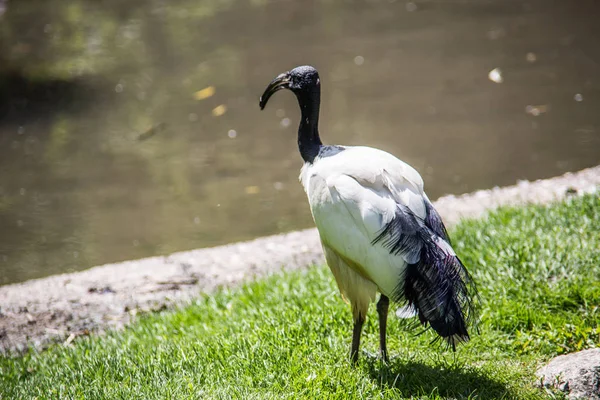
[[1, 0, 599, 285]]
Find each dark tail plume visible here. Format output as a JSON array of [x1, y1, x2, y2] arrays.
[[401, 235, 476, 349], [372, 203, 477, 349]]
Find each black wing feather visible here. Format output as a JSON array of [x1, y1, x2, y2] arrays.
[[372, 200, 477, 349], [424, 199, 451, 244]]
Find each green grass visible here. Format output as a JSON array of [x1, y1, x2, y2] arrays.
[[1, 194, 599, 399]]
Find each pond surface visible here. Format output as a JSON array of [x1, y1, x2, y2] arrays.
[[1, 0, 599, 285]]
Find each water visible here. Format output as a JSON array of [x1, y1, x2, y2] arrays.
[[1, 0, 599, 285]]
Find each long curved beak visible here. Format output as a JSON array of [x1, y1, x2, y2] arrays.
[[259, 72, 290, 110]]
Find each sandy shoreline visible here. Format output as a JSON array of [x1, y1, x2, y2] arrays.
[[1, 165, 599, 355]]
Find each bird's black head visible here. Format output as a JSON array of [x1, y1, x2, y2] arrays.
[[259, 65, 320, 110]]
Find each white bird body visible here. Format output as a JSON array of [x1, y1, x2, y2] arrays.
[[259, 65, 475, 363], [300, 145, 438, 319]]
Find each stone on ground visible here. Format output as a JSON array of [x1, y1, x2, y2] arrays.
[[537, 348, 600, 399]]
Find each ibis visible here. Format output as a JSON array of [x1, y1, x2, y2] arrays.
[[259, 65, 476, 364]]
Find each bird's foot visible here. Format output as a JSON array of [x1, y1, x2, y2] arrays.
[[380, 350, 390, 365]]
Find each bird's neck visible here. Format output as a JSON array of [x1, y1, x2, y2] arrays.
[[296, 89, 322, 164]]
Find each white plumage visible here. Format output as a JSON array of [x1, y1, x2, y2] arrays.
[[300, 146, 427, 316], [260, 65, 476, 364]]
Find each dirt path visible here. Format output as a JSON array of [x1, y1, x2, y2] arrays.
[[1, 166, 599, 355]]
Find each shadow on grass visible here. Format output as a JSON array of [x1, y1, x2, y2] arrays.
[[364, 357, 513, 399]]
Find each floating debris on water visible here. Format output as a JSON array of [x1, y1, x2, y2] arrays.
[[354, 55, 364, 66], [137, 122, 167, 141], [488, 68, 503, 83], [574, 93, 583, 102], [212, 104, 227, 117], [228, 129, 237, 138], [525, 104, 549, 116], [193, 86, 216, 100], [245, 186, 260, 195], [526, 52, 537, 63]]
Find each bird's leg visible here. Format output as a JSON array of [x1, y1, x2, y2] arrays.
[[351, 313, 365, 365], [377, 294, 390, 363]]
